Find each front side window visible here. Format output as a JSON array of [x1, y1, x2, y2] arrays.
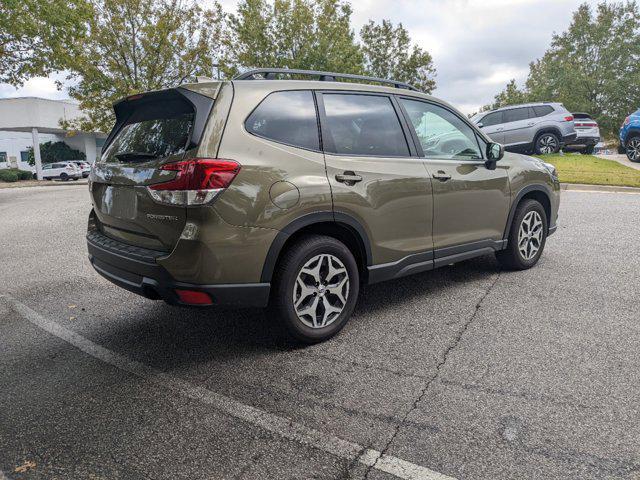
[[480, 111, 503, 127], [400, 99, 482, 160], [503, 107, 530, 123], [322, 94, 409, 157], [245, 90, 319, 151]]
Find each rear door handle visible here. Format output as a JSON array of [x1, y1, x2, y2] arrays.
[[335, 171, 363, 185], [432, 171, 451, 181]]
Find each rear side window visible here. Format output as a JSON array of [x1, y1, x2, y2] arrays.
[[322, 94, 409, 157], [480, 111, 503, 127], [245, 90, 319, 151], [503, 107, 530, 123], [533, 105, 554, 117], [102, 98, 194, 163]]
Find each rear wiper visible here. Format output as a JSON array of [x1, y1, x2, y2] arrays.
[[114, 151, 158, 162]]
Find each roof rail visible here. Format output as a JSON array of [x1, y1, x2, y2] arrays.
[[234, 68, 420, 92]]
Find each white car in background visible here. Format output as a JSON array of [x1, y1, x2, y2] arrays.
[[68, 160, 92, 178], [41, 162, 82, 181]]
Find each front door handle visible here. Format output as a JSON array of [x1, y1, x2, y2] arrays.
[[335, 171, 363, 185], [432, 171, 452, 181]]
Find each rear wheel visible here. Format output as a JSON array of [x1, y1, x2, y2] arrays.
[[271, 235, 359, 344], [626, 136, 640, 162], [535, 133, 560, 155], [496, 199, 548, 270]]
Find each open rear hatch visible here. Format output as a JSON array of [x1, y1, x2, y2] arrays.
[[90, 87, 216, 251]]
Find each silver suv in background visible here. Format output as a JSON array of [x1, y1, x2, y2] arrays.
[[563, 113, 601, 155], [471, 103, 577, 155]]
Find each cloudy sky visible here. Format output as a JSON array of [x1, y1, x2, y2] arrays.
[[0, 0, 601, 114]]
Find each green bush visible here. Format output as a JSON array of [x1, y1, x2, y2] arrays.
[[0, 169, 32, 182], [0, 170, 19, 182], [17, 170, 33, 180]]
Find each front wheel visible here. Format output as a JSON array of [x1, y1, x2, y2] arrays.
[[271, 235, 359, 344], [496, 199, 548, 270], [535, 133, 560, 155], [626, 136, 640, 162], [60, 172, 69, 181]]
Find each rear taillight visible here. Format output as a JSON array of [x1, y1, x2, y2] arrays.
[[624, 116, 631, 126], [147, 158, 240, 206], [575, 122, 597, 128], [175, 289, 213, 305], [564, 115, 574, 122]]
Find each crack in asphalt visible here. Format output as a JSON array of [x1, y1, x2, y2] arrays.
[[359, 271, 502, 480]]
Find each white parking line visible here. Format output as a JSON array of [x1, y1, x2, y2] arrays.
[[2, 295, 455, 480]]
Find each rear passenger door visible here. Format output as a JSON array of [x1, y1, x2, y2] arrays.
[[317, 92, 433, 267], [501, 107, 534, 146]]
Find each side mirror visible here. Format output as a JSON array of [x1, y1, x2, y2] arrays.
[[476, 122, 484, 128], [485, 142, 504, 170]]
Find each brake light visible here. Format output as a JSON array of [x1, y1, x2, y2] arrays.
[[564, 115, 574, 122], [575, 122, 597, 128], [147, 158, 240, 206], [624, 116, 631, 126]]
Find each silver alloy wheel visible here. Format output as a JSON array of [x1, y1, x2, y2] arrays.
[[627, 138, 640, 162], [518, 210, 543, 261], [538, 134, 558, 154], [293, 254, 350, 329]]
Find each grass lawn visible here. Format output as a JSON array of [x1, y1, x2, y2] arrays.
[[537, 154, 640, 188]]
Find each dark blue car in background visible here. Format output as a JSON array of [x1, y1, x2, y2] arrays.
[[620, 108, 640, 162]]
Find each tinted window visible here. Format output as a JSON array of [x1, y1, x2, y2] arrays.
[[480, 111, 503, 127], [401, 99, 482, 160], [503, 107, 530, 123], [533, 105, 554, 117], [245, 90, 319, 150], [322, 94, 409, 156], [103, 98, 194, 163]]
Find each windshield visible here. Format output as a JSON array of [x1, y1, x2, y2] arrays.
[[102, 98, 194, 163]]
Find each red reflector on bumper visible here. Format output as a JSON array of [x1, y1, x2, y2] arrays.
[[175, 289, 212, 305]]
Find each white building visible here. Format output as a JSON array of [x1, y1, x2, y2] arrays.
[[0, 97, 107, 178]]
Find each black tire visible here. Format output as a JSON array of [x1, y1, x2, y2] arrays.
[[72, 178, 79, 181], [534, 132, 560, 155], [581, 145, 595, 155], [626, 135, 640, 162], [496, 199, 548, 270], [32, 173, 37, 179], [270, 235, 359, 344], [60, 172, 69, 181]]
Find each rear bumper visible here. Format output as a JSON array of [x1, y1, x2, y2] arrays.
[[87, 227, 270, 308], [566, 136, 599, 147], [561, 132, 578, 145]]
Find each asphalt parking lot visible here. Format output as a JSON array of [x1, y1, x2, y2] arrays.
[[1, 185, 639, 480]]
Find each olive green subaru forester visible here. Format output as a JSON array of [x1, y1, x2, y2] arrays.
[[87, 68, 560, 343]]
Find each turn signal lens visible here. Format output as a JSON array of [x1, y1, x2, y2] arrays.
[[147, 159, 240, 206]]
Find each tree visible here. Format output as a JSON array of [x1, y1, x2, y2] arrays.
[[225, 0, 363, 76], [489, 1, 640, 139], [486, 79, 529, 110], [26, 141, 86, 165], [0, 0, 90, 85], [360, 19, 436, 93], [57, 0, 227, 133]]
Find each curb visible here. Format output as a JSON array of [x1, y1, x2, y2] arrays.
[[0, 180, 88, 190], [561, 183, 640, 193]]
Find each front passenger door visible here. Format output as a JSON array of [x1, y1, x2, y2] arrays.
[[399, 98, 511, 258]]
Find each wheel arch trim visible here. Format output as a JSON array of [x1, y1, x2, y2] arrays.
[[504, 184, 553, 239], [260, 211, 373, 283]]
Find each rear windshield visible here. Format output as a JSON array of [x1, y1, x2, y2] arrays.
[[102, 98, 194, 163]]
